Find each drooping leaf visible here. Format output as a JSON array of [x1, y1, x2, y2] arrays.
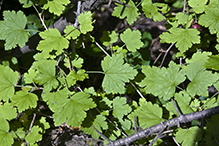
[[0, 10, 28, 50], [34, 60, 59, 92], [66, 69, 88, 87], [0, 117, 14, 146], [160, 28, 200, 54], [37, 28, 69, 57], [10, 90, 38, 113], [120, 28, 144, 52], [43, 0, 70, 16], [112, 0, 139, 25], [112, 97, 132, 120], [64, 25, 81, 40], [78, 11, 93, 34], [139, 61, 186, 100], [128, 101, 163, 129], [52, 92, 96, 127], [175, 127, 201, 146], [0, 65, 19, 101], [101, 54, 138, 94]]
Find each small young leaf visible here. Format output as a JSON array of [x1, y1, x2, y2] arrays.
[[64, 25, 81, 40], [120, 28, 144, 52], [139, 61, 186, 100], [0, 65, 19, 101], [112, 97, 132, 120], [24, 68, 38, 84], [112, 0, 139, 25], [43, 0, 70, 16], [10, 90, 38, 113], [66, 69, 88, 87], [0, 10, 28, 50], [19, 0, 33, 8], [101, 54, 138, 94], [37, 28, 69, 57], [25, 126, 42, 144], [78, 11, 93, 34], [175, 127, 201, 146]]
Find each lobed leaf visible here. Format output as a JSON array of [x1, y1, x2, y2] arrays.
[[43, 0, 70, 16]]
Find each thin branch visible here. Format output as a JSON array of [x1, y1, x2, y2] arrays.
[[29, 113, 36, 132], [171, 98, 182, 116], [33, 5, 48, 30], [73, 1, 81, 27], [134, 116, 138, 133], [149, 123, 166, 146], [130, 82, 145, 99], [159, 43, 175, 68], [92, 35, 110, 56], [92, 126, 113, 144], [183, 0, 187, 13]]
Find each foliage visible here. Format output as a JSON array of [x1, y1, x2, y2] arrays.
[[0, 0, 219, 145]]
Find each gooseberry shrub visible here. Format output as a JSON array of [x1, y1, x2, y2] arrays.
[[0, 0, 219, 146]]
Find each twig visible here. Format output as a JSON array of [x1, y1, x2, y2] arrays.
[[130, 82, 145, 99], [134, 116, 138, 133], [159, 43, 175, 68], [153, 51, 163, 65], [29, 113, 36, 132], [74, 1, 81, 27], [91, 35, 110, 56], [92, 126, 113, 144], [183, 0, 187, 13], [33, 5, 48, 31], [171, 98, 182, 116], [172, 136, 181, 146], [149, 123, 166, 146]]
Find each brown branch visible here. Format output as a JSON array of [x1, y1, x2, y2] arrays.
[[106, 106, 219, 146]]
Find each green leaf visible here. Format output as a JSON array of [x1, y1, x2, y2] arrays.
[[24, 68, 38, 84], [10, 90, 38, 113], [128, 101, 163, 129], [78, 11, 93, 34], [82, 115, 108, 139], [175, 127, 201, 146], [0, 65, 19, 101], [120, 28, 144, 52], [165, 91, 193, 117], [0, 103, 17, 120], [186, 62, 218, 96], [188, 0, 208, 13], [64, 25, 81, 40], [0, 117, 14, 146], [199, 7, 219, 34], [0, 10, 28, 50], [142, 0, 165, 21], [34, 60, 59, 92], [52, 92, 96, 127], [37, 28, 69, 57], [19, 0, 33, 8], [112, 0, 139, 25], [160, 28, 200, 53], [139, 61, 186, 100], [205, 55, 219, 70], [42, 88, 69, 111], [66, 69, 88, 87], [43, 0, 70, 16], [101, 54, 138, 94], [25, 126, 42, 144], [112, 97, 132, 120]]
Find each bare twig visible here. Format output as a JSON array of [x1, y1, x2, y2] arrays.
[[159, 43, 175, 68], [91, 35, 110, 56], [149, 123, 166, 146], [171, 98, 182, 116], [92, 126, 113, 144], [130, 82, 145, 99], [134, 116, 138, 133]]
